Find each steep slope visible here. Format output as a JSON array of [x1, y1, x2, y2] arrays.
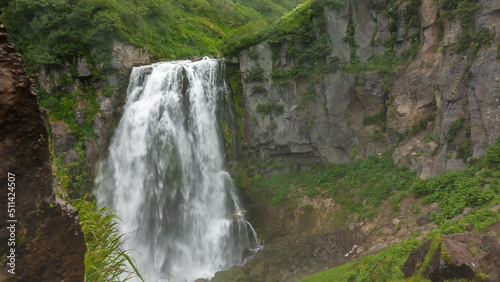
[[227, 0, 500, 179]]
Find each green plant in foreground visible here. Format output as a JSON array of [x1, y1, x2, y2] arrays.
[[73, 198, 144, 282]]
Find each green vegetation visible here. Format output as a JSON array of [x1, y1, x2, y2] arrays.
[[256, 103, 285, 115], [74, 198, 144, 281], [258, 153, 417, 213], [447, 116, 465, 142], [363, 109, 387, 129], [251, 85, 266, 96], [301, 237, 421, 281], [412, 138, 500, 218], [300, 206, 500, 281], [246, 66, 265, 82], [456, 124, 471, 161], [0, 0, 306, 65], [56, 167, 142, 281], [257, 137, 500, 224]]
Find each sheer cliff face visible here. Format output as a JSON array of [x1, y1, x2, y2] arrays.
[[0, 18, 85, 280], [237, 0, 500, 177]]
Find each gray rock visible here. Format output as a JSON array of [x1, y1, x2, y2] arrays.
[[416, 206, 442, 226], [443, 19, 461, 47], [76, 57, 92, 77], [354, 0, 378, 62], [51, 121, 77, 155], [462, 207, 472, 215], [111, 41, 151, 72], [325, 4, 350, 63]]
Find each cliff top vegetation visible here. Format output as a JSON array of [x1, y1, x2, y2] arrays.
[[0, 0, 305, 65]]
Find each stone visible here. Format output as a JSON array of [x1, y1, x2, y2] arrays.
[[354, 0, 378, 62], [76, 57, 92, 77], [462, 207, 472, 215], [0, 19, 86, 281], [421, 0, 438, 28], [404, 234, 500, 281], [416, 206, 442, 226], [51, 121, 77, 155], [403, 239, 433, 277], [443, 19, 461, 47], [111, 41, 151, 73], [325, 4, 350, 63]]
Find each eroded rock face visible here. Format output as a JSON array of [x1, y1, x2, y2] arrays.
[[0, 18, 86, 281], [236, 0, 500, 178]]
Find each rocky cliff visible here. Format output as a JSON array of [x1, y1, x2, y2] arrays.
[[36, 41, 151, 197], [232, 0, 500, 178], [0, 17, 86, 281]]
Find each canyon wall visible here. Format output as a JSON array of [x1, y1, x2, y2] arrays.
[[233, 0, 500, 178]]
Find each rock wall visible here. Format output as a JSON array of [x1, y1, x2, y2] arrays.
[[235, 0, 500, 178], [0, 18, 85, 281], [37, 41, 151, 195]]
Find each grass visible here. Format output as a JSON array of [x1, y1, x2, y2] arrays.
[[300, 206, 500, 281], [257, 137, 500, 225], [258, 153, 417, 212], [300, 238, 421, 281]]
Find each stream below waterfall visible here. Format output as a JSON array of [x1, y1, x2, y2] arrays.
[[95, 58, 260, 281]]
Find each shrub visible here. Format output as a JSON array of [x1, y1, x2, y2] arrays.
[[256, 103, 284, 115], [251, 85, 266, 96], [246, 66, 264, 82], [485, 138, 500, 169], [363, 110, 387, 128], [447, 116, 465, 142]]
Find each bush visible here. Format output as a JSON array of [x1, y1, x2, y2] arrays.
[[447, 116, 465, 142], [256, 103, 284, 115], [246, 66, 264, 82], [251, 85, 266, 96], [363, 110, 387, 129], [485, 138, 500, 169]]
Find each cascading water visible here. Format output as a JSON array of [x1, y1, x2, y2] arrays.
[[95, 59, 260, 282]]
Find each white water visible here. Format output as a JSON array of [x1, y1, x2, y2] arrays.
[[95, 59, 259, 282]]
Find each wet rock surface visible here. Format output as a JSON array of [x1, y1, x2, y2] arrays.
[[0, 17, 86, 281]]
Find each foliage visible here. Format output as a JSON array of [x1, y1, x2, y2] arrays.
[[403, 0, 422, 30], [369, 129, 383, 141], [412, 160, 500, 218], [485, 137, 500, 170], [72, 197, 144, 281], [300, 238, 421, 281], [301, 205, 500, 282], [1, 0, 306, 64], [456, 124, 471, 161], [256, 103, 284, 115], [423, 133, 439, 143], [258, 154, 417, 212], [225, 63, 248, 149], [447, 116, 465, 142], [363, 109, 387, 129], [246, 66, 264, 82], [251, 85, 266, 96]]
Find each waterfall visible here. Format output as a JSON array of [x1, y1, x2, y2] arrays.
[[95, 59, 260, 281]]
